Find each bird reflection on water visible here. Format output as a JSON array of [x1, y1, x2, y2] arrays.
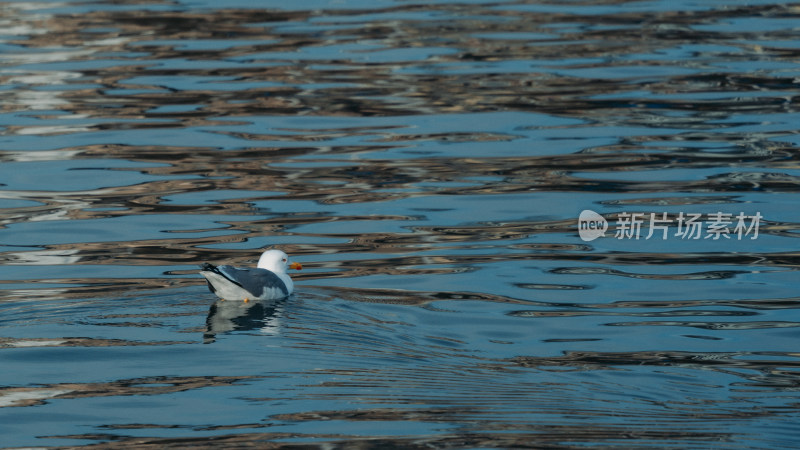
[[204, 297, 287, 344]]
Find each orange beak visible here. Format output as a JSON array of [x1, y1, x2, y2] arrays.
[[289, 262, 303, 270]]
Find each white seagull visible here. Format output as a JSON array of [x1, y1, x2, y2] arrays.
[[200, 249, 302, 302]]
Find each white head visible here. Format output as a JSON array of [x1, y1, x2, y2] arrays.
[[257, 249, 302, 273]]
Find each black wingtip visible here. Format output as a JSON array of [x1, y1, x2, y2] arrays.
[[200, 262, 216, 271]]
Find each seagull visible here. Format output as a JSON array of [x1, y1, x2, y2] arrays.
[[199, 249, 302, 302]]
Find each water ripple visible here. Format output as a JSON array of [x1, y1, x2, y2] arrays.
[[1, 0, 800, 448]]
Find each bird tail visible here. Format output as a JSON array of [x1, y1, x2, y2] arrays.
[[199, 263, 220, 295], [200, 262, 217, 272]]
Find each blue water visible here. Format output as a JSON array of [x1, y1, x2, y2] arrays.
[[1, 0, 800, 447]]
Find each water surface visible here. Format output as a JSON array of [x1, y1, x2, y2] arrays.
[[1, 0, 800, 447]]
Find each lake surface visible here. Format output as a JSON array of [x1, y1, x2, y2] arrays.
[[1, 0, 800, 447]]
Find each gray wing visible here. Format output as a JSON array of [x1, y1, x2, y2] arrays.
[[217, 265, 288, 298]]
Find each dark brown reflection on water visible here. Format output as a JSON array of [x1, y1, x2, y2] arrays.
[[1, 3, 798, 121], [0, 375, 255, 408], [52, 425, 735, 449], [513, 350, 800, 388], [0, 336, 191, 349], [1, 1, 799, 279]]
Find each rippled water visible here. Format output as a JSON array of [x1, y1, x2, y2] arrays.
[[2, 0, 800, 447]]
